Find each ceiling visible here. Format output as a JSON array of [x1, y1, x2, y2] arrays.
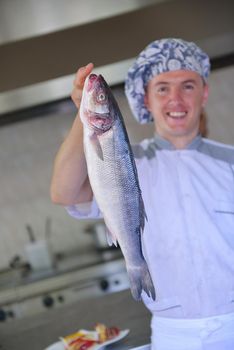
[[0, 0, 234, 117]]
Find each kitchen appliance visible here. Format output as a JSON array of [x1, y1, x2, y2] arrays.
[[25, 239, 54, 271], [24, 221, 54, 271], [0, 253, 129, 322]]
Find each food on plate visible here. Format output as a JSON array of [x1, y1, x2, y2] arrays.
[[61, 323, 121, 350], [95, 323, 120, 342]]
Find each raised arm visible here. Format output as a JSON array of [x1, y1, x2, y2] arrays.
[[50, 63, 94, 205]]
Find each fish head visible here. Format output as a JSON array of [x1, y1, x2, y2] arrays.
[[81, 74, 116, 133]]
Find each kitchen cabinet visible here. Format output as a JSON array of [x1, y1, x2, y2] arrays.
[[0, 289, 151, 350]]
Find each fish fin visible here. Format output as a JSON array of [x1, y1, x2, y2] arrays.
[[106, 227, 118, 247], [127, 262, 156, 301], [89, 133, 104, 160]]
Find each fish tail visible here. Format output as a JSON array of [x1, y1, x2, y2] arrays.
[[127, 262, 156, 301]]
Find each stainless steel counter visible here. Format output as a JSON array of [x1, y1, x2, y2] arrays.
[[0, 257, 130, 321], [0, 289, 151, 350]]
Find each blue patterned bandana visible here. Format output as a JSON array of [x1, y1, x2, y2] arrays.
[[125, 38, 210, 124]]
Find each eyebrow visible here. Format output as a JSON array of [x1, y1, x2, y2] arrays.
[[154, 79, 197, 86]]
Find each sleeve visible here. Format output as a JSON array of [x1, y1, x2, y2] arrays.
[[65, 196, 102, 220]]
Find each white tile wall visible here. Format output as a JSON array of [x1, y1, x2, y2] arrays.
[[0, 108, 97, 268], [205, 66, 234, 144], [0, 66, 233, 269]]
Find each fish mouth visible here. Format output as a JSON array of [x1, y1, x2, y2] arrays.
[[87, 74, 98, 91], [88, 112, 113, 131]]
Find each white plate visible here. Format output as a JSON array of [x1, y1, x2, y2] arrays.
[[45, 329, 129, 350], [128, 345, 151, 350]]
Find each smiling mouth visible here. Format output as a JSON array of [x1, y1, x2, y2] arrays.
[[166, 111, 187, 119]]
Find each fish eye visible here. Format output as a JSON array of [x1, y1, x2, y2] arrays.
[[97, 92, 106, 102]]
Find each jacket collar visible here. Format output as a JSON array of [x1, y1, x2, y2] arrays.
[[154, 134, 202, 150]]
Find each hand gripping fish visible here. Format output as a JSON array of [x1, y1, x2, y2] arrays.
[[80, 74, 156, 301]]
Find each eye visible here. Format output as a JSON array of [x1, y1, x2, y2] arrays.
[[97, 92, 106, 102], [183, 83, 195, 91], [156, 86, 169, 96]]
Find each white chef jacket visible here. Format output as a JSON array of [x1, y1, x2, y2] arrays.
[[66, 134, 234, 319]]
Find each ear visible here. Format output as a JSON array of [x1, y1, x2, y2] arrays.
[[202, 84, 209, 107]]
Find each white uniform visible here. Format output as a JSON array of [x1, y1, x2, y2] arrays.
[[66, 134, 234, 349]]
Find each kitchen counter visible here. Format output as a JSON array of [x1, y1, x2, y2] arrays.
[[0, 289, 151, 350]]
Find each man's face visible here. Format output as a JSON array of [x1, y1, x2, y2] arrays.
[[145, 70, 209, 147]]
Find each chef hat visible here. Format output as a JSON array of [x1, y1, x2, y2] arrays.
[[125, 38, 210, 124]]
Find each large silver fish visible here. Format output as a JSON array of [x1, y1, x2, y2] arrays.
[[80, 73, 155, 301]]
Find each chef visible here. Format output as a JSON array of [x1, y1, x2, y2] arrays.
[[50, 38, 234, 349]]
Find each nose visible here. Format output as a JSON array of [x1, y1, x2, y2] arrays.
[[168, 87, 183, 105]]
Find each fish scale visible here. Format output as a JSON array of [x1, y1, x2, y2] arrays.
[[80, 73, 156, 301]]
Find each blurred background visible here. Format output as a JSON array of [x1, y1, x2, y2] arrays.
[[0, 0, 233, 324]]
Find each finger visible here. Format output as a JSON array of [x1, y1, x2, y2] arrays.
[[85, 62, 94, 75], [73, 62, 94, 88], [71, 88, 82, 107]]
